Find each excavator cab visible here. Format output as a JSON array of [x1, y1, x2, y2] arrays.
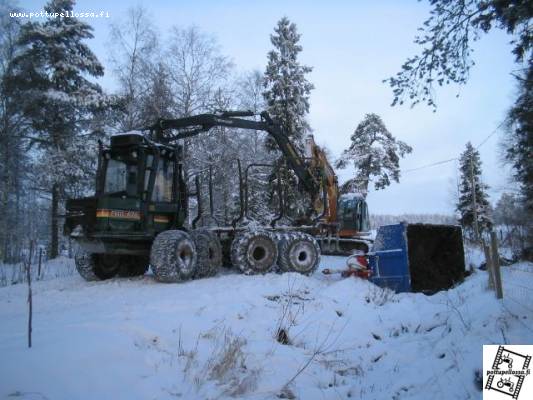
[[338, 194, 370, 234]]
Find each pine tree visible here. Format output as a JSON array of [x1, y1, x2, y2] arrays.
[[263, 17, 313, 150], [386, 0, 531, 109], [5, 0, 105, 258], [335, 113, 412, 196], [456, 142, 492, 238]]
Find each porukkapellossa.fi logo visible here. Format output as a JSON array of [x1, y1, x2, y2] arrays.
[[483, 345, 532, 399]]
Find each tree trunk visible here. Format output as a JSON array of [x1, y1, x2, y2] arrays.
[[14, 151, 22, 262], [0, 137, 8, 263], [0, 102, 10, 263], [50, 183, 59, 259]]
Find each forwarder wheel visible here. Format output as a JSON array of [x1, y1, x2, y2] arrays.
[[191, 230, 222, 278], [150, 230, 197, 282], [278, 232, 320, 275], [74, 248, 118, 281], [231, 230, 278, 274], [118, 255, 149, 277]]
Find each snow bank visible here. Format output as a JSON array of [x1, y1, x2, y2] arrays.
[[0, 257, 530, 399]]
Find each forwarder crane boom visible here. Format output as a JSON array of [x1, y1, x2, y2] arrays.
[[149, 110, 325, 213]]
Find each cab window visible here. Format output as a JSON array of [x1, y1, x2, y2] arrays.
[[153, 158, 174, 202], [104, 159, 138, 196], [343, 200, 354, 220]]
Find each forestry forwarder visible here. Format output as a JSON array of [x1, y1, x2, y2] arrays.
[[64, 111, 370, 282]]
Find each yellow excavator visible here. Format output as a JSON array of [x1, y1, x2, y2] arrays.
[[304, 134, 371, 254]]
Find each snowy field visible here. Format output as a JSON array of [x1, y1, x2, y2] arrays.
[[0, 256, 531, 400]]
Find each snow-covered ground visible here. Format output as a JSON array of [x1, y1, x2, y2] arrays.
[[0, 256, 531, 400]]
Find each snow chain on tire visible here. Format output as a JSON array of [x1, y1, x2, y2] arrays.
[[278, 231, 321, 275], [231, 230, 278, 274], [191, 229, 222, 278], [150, 230, 197, 282]]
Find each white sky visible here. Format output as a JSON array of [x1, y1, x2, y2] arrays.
[[20, 0, 520, 215]]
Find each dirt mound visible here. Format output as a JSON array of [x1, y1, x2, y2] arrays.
[[406, 224, 465, 292]]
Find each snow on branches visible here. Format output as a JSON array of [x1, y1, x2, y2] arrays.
[[336, 113, 412, 196]]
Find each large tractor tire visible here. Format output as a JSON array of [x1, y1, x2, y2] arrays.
[[118, 255, 149, 277], [278, 232, 320, 275], [150, 230, 197, 283], [231, 230, 278, 275], [74, 248, 119, 281], [191, 229, 222, 278]]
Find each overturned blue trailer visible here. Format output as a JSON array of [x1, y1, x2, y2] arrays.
[[368, 223, 465, 293]]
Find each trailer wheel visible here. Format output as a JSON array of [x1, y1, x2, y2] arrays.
[[191, 230, 222, 278], [150, 230, 197, 282], [118, 255, 149, 277], [231, 230, 278, 274], [74, 248, 119, 281], [278, 232, 320, 275]]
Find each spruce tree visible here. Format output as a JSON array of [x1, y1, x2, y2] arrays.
[[456, 142, 492, 238], [5, 0, 105, 258], [263, 17, 314, 221], [335, 113, 412, 196], [263, 17, 313, 150], [503, 67, 533, 253]]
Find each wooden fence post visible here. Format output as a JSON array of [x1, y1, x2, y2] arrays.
[[482, 242, 495, 290], [490, 231, 503, 299]]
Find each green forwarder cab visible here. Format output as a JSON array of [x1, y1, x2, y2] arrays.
[[64, 132, 187, 278]]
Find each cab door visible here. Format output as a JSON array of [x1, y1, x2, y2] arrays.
[[147, 155, 178, 232]]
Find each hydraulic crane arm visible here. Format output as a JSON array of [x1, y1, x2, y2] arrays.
[[150, 111, 321, 196]]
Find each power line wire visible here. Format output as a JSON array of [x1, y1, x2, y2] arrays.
[[403, 157, 457, 173], [401, 122, 504, 174], [475, 121, 506, 151]]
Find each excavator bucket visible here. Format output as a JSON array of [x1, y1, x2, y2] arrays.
[[368, 223, 465, 293]]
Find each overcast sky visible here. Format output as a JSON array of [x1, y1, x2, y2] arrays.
[[21, 0, 520, 215]]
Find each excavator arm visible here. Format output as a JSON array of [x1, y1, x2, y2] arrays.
[[304, 135, 339, 224]]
